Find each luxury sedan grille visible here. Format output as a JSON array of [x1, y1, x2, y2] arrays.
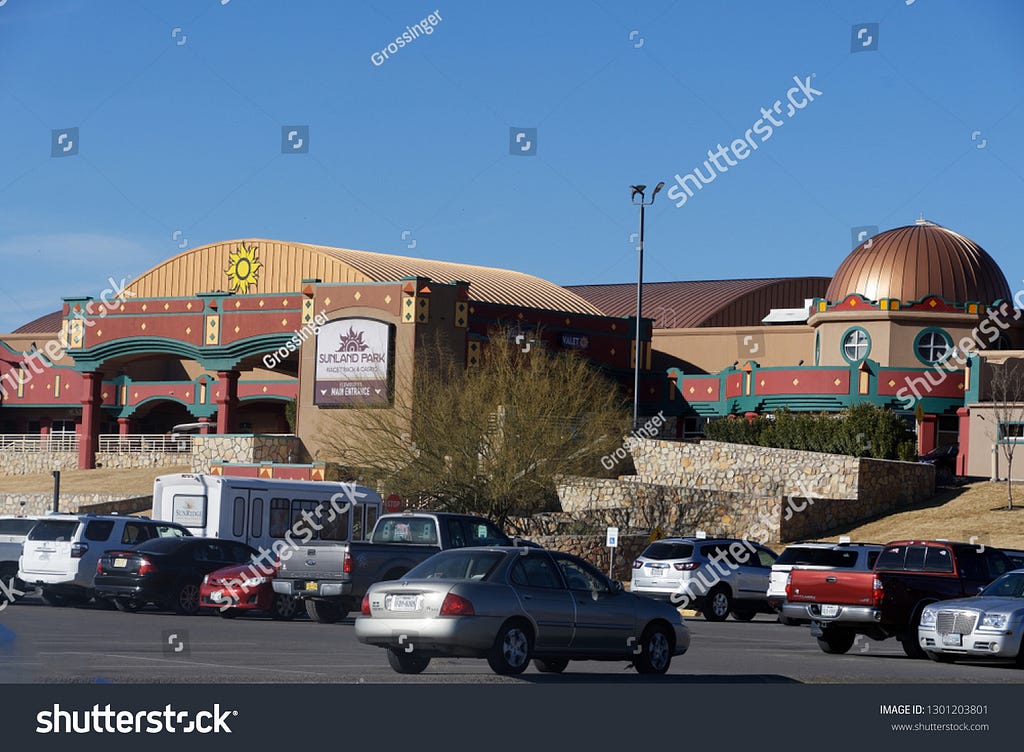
[[935, 611, 977, 635]]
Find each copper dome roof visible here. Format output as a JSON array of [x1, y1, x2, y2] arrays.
[[826, 222, 1011, 306]]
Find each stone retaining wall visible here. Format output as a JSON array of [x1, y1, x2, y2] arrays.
[[191, 435, 305, 472], [0, 494, 152, 516], [530, 533, 651, 582], [95, 453, 190, 470], [0, 452, 78, 476]]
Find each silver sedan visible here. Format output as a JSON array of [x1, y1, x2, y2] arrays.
[[918, 569, 1024, 664], [354, 546, 690, 676]]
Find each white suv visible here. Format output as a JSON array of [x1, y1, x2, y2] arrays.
[[0, 515, 43, 604], [19, 514, 190, 605]]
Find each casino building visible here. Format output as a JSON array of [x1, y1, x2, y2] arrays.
[[0, 220, 1021, 479]]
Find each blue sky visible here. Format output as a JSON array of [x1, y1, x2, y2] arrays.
[[0, 0, 1021, 332]]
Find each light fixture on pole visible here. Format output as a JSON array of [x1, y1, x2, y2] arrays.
[[629, 181, 664, 430]]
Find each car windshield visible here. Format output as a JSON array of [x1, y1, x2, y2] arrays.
[[405, 550, 505, 581], [642, 542, 694, 560], [27, 520, 79, 542], [777, 548, 863, 567], [981, 572, 1024, 598]]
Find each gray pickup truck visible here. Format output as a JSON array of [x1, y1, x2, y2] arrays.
[[273, 512, 532, 623]]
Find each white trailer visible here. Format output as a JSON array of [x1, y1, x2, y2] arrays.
[[152, 474, 383, 552]]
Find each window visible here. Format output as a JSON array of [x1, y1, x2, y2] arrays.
[[120, 522, 154, 545], [269, 498, 290, 538], [250, 498, 263, 538], [84, 520, 115, 542], [232, 497, 246, 538], [842, 328, 870, 363], [915, 329, 951, 364], [28, 520, 78, 542], [446, 518, 466, 547], [0, 519, 37, 536], [755, 548, 777, 568], [999, 423, 1024, 442], [554, 555, 610, 594], [405, 550, 505, 580], [464, 519, 506, 546], [154, 524, 188, 538], [318, 502, 350, 541], [171, 494, 206, 528], [642, 542, 694, 560], [365, 506, 379, 539], [510, 555, 562, 589]]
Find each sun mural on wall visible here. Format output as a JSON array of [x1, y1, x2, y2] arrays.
[[225, 242, 263, 293]]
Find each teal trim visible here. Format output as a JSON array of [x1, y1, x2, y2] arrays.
[[840, 326, 871, 364], [913, 327, 952, 366], [965, 354, 982, 403], [67, 333, 297, 372]]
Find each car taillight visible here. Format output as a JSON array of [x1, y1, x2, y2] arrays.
[[96, 559, 103, 574], [70, 543, 88, 559], [439, 593, 474, 616], [361, 594, 371, 615], [674, 562, 699, 571], [137, 558, 156, 576], [872, 577, 884, 606], [632, 559, 643, 569], [343, 551, 352, 574], [785, 573, 793, 600]]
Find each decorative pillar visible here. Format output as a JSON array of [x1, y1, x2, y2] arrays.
[[956, 407, 970, 476], [216, 370, 240, 434], [117, 417, 132, 436], [744, 411, 758, 425], [198, 416, 212, 435], [77, 371, 103, 470], [39, 417, 51, 449], [918, 413, 938, 456]]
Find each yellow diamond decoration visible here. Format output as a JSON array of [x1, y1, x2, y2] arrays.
[[688, 387, 695, 394], [140, 322, 146, 330], [262, 386, 268, 393], [929, 299, 937, 308], [760, 379, 765, 387], [834, 378, 842, 386], [186, 302, 193, 310], [792, 378, 799, 386], [163, 303, 169, 310], [96, 330, 102, 337], [185, 327, 192, 335], [234, 326, 240, 334], [849, 299, 856, 307], [354, 292, 361, 301], [706, 386, 713, 394], [235, 300, 242, 309], [141, 303, 147, 311], [385, 295, 392, 304], [282, 299, 288, 306], [258, 300, 265, 308], [324, 297, 331, 306], [888, 379, 896, 387], [958, 382, 964, 390], [281, 319, 288, 327]]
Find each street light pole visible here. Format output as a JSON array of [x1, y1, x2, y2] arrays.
[[630, 182, 664, 430]]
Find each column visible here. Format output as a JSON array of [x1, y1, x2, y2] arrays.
[[198, 416, 212, 435], [39, 416, 51, 449], [918, 413, 938, 456], [117, 417, 132, 436], [956, 407, 970, 477], [216, 370, 240, 434], [77, 371, 103, 470]]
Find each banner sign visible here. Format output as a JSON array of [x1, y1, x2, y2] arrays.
[[314, 318, 394, 407]]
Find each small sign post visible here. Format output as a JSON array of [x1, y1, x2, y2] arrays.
[[606, 526, 619, 578]]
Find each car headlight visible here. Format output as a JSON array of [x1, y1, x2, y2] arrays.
[[979, 612, 1008, 630], [202, 574, 209, 585], [919, 609, 937, 628], [241, 576, 268, 588]]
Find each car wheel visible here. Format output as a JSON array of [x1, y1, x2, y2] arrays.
[[113, 598, 142, 613], [635, 625, 673, 675], [173, 581, 202, 615], [900, 612, 927, 659], [926, 651, 956, 664], [702, 587, 731, 622], [40, 589, 68, 607], [816, 627, 856, 654], [270, 594, 299, 621], [777, 614, 797, 626], [731, 609, 757, 622], [533, 658, 569, 674], [487, 621, 532, 675], [386, 648, 431, 674], [218, 608, 241, 619], [305, 599, 341, 624]]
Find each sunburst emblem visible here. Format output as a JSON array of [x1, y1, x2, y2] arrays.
[[225, 242, 263, 293], [337, 327, 369, 352]]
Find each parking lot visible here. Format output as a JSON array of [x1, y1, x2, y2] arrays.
[[3, 594, 1024, 684]]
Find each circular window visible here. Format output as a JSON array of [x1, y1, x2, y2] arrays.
[[915, 329, 952, 364], [842, 328, 871, 363]]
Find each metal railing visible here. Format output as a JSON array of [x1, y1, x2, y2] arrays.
[[0, 433, 79, 453], [98, 434, 194, 453]]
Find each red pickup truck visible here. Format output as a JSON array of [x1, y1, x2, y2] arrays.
[[783, 540, 1012, 657]]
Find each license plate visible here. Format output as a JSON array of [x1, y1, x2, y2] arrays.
[[114, 557, 127, 568], [390, 595, 419, 611], [304, 582, 318, 592], [820, 604, 839, 618], [942, 633, 962, 647], [648, 568, 664, 577]]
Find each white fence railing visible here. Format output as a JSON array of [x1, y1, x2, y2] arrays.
[[0, 433, 79, 453], [98, 434, 194, 453]]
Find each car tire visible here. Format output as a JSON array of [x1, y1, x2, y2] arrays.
[[777, 614, 797, 626], [731, 609, 757, 621], [486, 621, 532, 675], [113, 598, 142, 613], [926, 651, 956, 664], [900, 611, 928, 659], [634, 625, 673, 675], [386, 648, 431, 674], [305, 599, 341, 624], [218, 608, 241, 619], [173, 580, 202, 615], [40, 589, 68, 607], [270, 594, 299, 621], [533, 658, 569, 674], [702, 587, 731, 622], [816, 627, 856, 654]]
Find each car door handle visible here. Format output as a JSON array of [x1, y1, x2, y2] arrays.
[[826, 576, 837, 583], [522, 594, 534, 600]]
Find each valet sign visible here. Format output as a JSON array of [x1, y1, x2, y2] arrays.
[[315, 318, 394, 407]]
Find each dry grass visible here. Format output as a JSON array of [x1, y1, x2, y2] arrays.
[[773, 480, 1024, 551], [0, 466, 189, 496]]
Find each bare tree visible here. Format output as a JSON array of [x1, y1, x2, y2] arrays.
[[317, 332, 631, 524], [989, 358, 1024, 510]]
